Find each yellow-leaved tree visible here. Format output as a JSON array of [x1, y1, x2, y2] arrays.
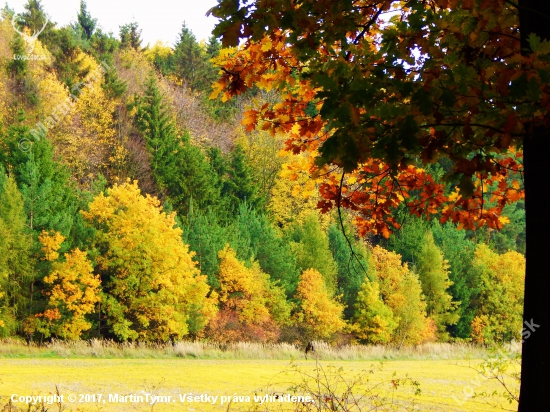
[[236, 128, 286, 202], [371, 246, 435, 346], [70, 55, 126, 182], [470, 244, 525, 344], [82, 180, 217, 341], [269, 150, 330, 229], [294, 268, 345, 341], [36, 231, 101, 340], [207, 246, 291, 343]]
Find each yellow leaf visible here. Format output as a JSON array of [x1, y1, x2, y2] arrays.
[[210, 82, 224, 100]]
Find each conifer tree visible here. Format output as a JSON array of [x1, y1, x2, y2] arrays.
[[416, 232, 458, 339], [0, 171, 34, 336], [173, 22, 207, 90], [288, 213, 338, 295], [119, 22, 142, 50], [76, 0, 96, 40], [1, 120, 78, 243], [174, 132, 220, 214], [328, 222, 370, 318], [6, 35, 28, 84], [224, 144, 264, 214], [183, 208, 227, 288], [206, 36, 221, 59], [19, 0, 53, 40], [206, 147, 233, 220], [388, 216, 429, 264], [228, 203, 298, 295], [352, 280, 397, 344], [46, 27, 90, 88], [90, 30, 127, 98], [134, 75, 219, 216], [134, 75, 179, 188], [431, 221, 477, 339]]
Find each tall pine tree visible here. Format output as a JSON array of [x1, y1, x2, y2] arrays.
[[328, 222, 371, 318], [288, 213, 338, 295], [415, 231, 458, 340], [76, 0, 96, 40], [0, 170, 34, 336], [172, 22, 208, 90], [134, 75, 220, 216]]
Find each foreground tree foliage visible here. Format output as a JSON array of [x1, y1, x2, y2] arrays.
[[210, 0, 547, 407]]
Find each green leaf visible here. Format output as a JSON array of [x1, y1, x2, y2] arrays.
[[526, 76, 542, 101], [412, 88, 433, 115], [458, 175, 475, 197], [313, 73, 339, 90], [440, 88, 456, 108], [528, 33, 541, 53]]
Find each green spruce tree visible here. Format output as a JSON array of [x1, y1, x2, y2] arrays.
[[328, 222, 371, 318], [416, 231, 458, 339], [134, 75, 220, 216], [0, 170, 34, 336], [228, 203, 298, 295], [76, 0, 96, 40], [173, 22, 207, 90], [353, 280, 397, 344], [431, 221, 477, 339], [119, 22, 142, 50], [182, 208, 227, 288], [288, 213, 338, 295], [223, 144, 264, 215], [7, 35, 28, 83]]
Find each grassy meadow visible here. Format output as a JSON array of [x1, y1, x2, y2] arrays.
[[0, 340, 519, 411]]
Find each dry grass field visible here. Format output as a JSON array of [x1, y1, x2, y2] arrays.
[[0, 340, 519, 411]]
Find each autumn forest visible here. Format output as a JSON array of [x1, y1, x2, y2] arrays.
[[0, 0, 528, 357]]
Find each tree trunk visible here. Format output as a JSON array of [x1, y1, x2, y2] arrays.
[[518, 3, 550, 410]]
